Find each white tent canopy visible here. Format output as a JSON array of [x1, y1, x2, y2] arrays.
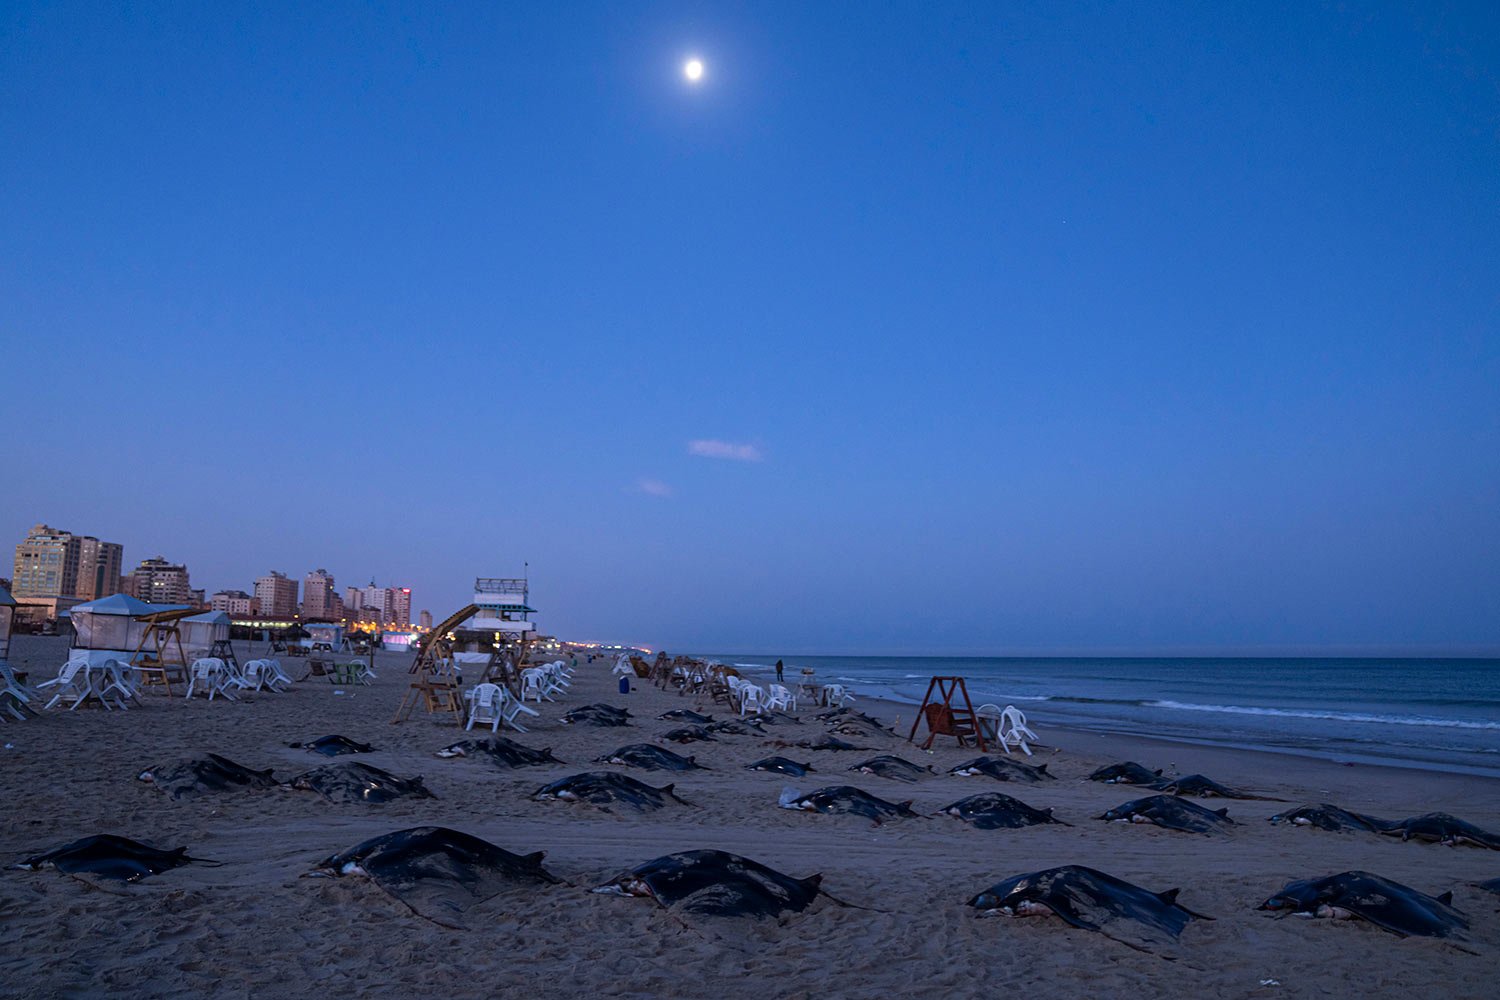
[[70, 594, 187, 652], [180, 611, 231, 657]]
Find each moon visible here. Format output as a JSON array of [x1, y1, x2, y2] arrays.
[[683, 58, 705, 83]]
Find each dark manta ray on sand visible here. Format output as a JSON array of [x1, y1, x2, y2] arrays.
[[846, 755, 933, 783], [939, 793, 1069, 830], [9, 834, 220, 882], [1100, 795, 1235, 835], [1157, 774, 1283, 801], [793, 736, 871, 752], [1088, 762, 1164, 785], [1379, 813, 1500, 850], [560, 704, 632, 727], [746, 756, 815, 777], [968, 865, 1211, 954], [434, 737, 561, 767], [1269, 804, 1395, 833], [595, 743, 704, 772], [948, 756, 1054, 783], [593, 850, 828, 919], [288, 735, 375, 756], [1258, 871, 1470, 940], [533, 771, 689, 811], [778, 785, 917, 824], [661, 726, 718, 744], [290, 762, 436, 804], [658, 709, 714, 724], [137, 753, 279, 799], [308, 827, 560, 927]]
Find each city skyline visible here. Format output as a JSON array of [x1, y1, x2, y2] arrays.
[[1, 4, 1496, 655]]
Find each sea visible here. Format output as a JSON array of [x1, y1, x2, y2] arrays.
[[705, 654, 1500, 778]]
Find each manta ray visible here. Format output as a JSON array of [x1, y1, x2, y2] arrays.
[[289, 762, 436, 804], [1100, 795, 1234, 835], [593, 850, 827, 919], [595, 743, 704, 772], [778, 785, 917, 824], [9, 834, 219, 882], [969, 865, 1211, 953], [939, 793, 1069, 830], [434, 737, 561, 767], [288, 735, 375, 756], [1259, 871, 1469, 940], [846, 755, 934, 783], [137, 754, 280, 800], [308, 826, 560, 927], [532, 772, 689, 812], [745, 757, 815, 777]]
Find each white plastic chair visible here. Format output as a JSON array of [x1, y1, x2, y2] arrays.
[[262, 658, 293, 691], [822, 684, 855, 707], [39, 662, 93, 711], [1, 663, 40, 719], [499, 685, 541, 732], [612, 655, 634, 677], [740, 684, 766, 716], [975, 703, 1004, 744], [766, 683, 796, 712], [998, 705, 1038, 756], [466, 683, 505, 731], [95, 659, 139, 709], [519, 669, 548, 704], [186, 658, 238, 701]]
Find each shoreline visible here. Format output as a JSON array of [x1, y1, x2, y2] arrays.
[[727, 661, 1500, 783]]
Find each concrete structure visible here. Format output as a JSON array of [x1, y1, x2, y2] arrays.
[[210, 589, 260, 617], [254, 571, 299, 619], [471, 577, 536, 637], [123, 557, 193, 605], [419, 609, 433, 628], [303, 568, 337, 620]]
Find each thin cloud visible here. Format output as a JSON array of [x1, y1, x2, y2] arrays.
[[687, 439, 764, 462], [634, 478, 673, 497]]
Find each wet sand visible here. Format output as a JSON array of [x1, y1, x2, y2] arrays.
[[2, 635, 1496, 998]]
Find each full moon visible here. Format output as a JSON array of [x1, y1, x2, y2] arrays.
[[683, 58, 705, 83]]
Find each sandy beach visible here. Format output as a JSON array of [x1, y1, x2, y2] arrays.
[[2, 635, 1496, 999]]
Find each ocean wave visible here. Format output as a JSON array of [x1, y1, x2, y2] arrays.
[[1149, 700, 1500, 731]]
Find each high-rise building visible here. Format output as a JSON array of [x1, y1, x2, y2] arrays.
[[210, 590, 259, 617], [391, 586, 412, 627], [254, 571, 299, 619], [358, 582, 393, 624], [12, 524, 79, 598], [343, 586, 361, 614], [303, 568, 337, 620], [74, 536, 124, 601], [419, 609, 433, 628], [124, 557, 192, 605]]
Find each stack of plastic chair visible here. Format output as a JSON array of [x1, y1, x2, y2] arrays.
[[466, 683, 505, 731], [766, 683, 797, 712], [739, 684, 766, 717], [186, 658, 238, 701], [998, 705, 1038, 756]]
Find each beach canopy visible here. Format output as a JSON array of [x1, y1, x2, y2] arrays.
[[70, 594, 190, 651], [181, 611, 232, 656]]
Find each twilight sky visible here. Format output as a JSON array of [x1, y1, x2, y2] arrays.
[[2, 2, 1497, 655]]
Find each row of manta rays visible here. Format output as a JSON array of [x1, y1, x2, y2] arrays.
[[8, 703, 1499, 952]]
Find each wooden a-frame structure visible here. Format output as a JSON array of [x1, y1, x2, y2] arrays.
[[391, 603, 477, 725], [907, 676, 987, 752], [129, 607, 197, 696]]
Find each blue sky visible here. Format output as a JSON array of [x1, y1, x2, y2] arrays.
[[2, 2, 1496, 654]]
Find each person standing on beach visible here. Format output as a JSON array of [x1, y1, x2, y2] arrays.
[[775, 659, 784, 682]]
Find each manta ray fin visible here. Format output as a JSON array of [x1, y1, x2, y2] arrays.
[[1157, 888, 1181, 904], [1215, 808, 1230, 817], [1437, 891, 1453, 906]]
